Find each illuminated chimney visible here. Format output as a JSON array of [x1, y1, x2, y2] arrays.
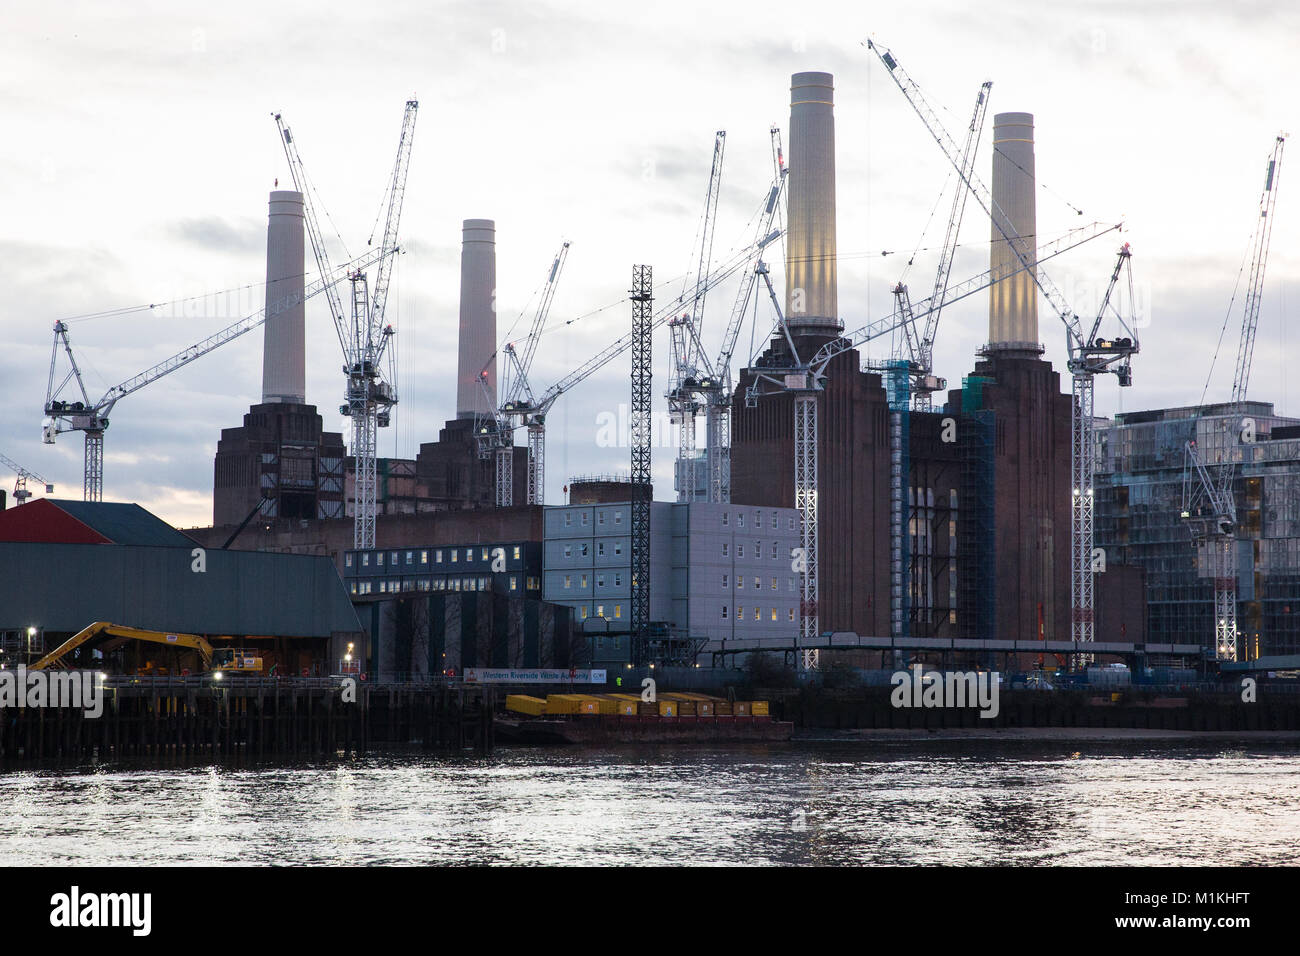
[[988, 112, 1039, 351], [785, 71, 839, 332], [455, 219, 497, 418]]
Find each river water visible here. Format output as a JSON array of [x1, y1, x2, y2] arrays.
[[2, 740, 1297, 865]]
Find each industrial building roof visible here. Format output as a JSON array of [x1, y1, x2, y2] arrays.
[[0, 498, 196, 548]]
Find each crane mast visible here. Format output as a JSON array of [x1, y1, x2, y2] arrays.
[[0, 453, 53, 504], [483, 241, 571, 506], [1182, 134, 1286, 662], [42, 246, 393, 501], [276, 101, 418, 549], [703, 128, 787, 503], [669, 131, 726, 503]]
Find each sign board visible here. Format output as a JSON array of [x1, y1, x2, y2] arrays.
[[463, 668, 607, 684]]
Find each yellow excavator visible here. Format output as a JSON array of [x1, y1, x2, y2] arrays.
[[31, 622, 264, 676]]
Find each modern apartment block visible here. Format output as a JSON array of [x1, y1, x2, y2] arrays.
[[1096, 401, 1300, 658], [542, 500, 803, 653]]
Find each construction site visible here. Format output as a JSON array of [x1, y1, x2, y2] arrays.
[[3, 40, 1297, 700]]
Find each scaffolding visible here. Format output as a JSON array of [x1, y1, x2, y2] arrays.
[[958, 377, 996, 641]]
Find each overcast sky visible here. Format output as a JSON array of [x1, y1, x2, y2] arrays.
[[2, 0, 1296, 528]]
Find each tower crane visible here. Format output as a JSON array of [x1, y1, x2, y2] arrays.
[[477, 241, 571, 506], [698, 128, 788, 503], [668, 131, 726, 503], [1182, 134, 1286, 662], [498, 232, 781, 505], [0, 453, 53, 504], [867, 37, 1138, 656], [744, 220, 1122, 667], [42, 246, 394, 501], [275, 100, 418, 550], [891, 81, 992, 411]]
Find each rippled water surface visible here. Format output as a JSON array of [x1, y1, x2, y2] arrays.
[[2, 742, 1298, 865]]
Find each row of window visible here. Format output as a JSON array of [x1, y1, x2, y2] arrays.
[[720, 542, 789, 560], [722, 511, 796, 531], [721, 575, 796, 591], [580, 604, 623, 620], [720, 605, 796, 622], [563, 510, 625, 528], [560, 541, 624, 559], [559, 571, 626, 590], [350, 574, 540, 595], [345, 545, 524, 569]]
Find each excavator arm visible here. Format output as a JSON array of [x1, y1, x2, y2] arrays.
[[31, 622, 214, 670]]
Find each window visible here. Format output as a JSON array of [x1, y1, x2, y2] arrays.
[[772, 515, 778, 529], [722, 511, 729, 526], [788, 516, 796, 531], [436, 550, 443, 563], [596, 604, 605, 618], [598, 511, 605, 525], [451, 550, 458, 563], [565, 513, 572, 527], [738, 545, 744, 558], [722, 574, 729, 589], [738, 513, 745, 528], [391, 552, 398, 565], [510, 576, 518, 591], [564, 575, 572, 589], [721, 605, 729, 619], [614, 605, 622, 619], [421, 550, 428, 565], [581, 606, 588, 619], [349, 582, 357, 594], [362, 553, 370, 567], [481, 547, 489, 561], [581, 574, 589, 588], [345, 553, 353, 567], [753, 512, 760, 527], [756, 541, 762, 558], [614, 572, 622, 587], [788, 577, 796, 591], [377, 552, 384, 566], [614, 510, 623, 524], [527, 576, 539, 590], [581, 543, 589, 557], [597, 574, 605, 588], [789, 608, 795, 622], [753, 577, 760, 590], [406, 551, 414, 565], [737, 606, 743, 620], [772, 542, 779, 559], [598, 542, 606, 556], [614, 542, 622, 555], [465, 548, 473, 562], [722, 543, 730, 557], [513, 545, 521, 560], [771, 577, 777, 590], [564, 545, 573, 559], [736, 576, 743, 590], [754, 607, 760, 621], [771, 608, 777, 621], [581, 512, 589, 526]]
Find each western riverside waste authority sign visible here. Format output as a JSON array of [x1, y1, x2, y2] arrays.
[[463, 668, 607, 684]]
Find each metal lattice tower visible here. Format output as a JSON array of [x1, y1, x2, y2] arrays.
[[1070, 371, 1095, 659], [630, 265, 654, 654], [793, 390, 819, 669]]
